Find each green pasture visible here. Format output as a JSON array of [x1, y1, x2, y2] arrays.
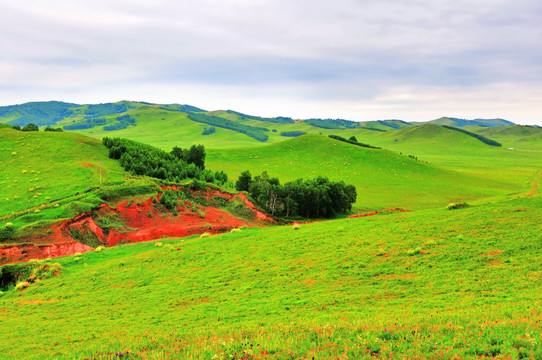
[[349, 124, 542, 188], [1, 194, 541, 359], [468, 125, 542, 150], [0, 128, 126, 217], [207, 134, 519, 210]]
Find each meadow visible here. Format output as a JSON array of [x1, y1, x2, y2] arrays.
[[207, 134, 522, 210], [2, 104, 542, 359], [1, 193, 541, 359], [0, 128, 126, 217]]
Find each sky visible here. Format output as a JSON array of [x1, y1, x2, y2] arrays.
[[1, 0, 541, 124]]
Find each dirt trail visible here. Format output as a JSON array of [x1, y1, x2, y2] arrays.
[[527, 170, 542, 197]]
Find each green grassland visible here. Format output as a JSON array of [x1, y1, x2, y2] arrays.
[[1, 193, 541, 359], [62, 105, 364, 150], [0, 128, 127, 218], [207, 134, 518, 210], [348, 124, 542, 188], [468, 125, 542, 150]]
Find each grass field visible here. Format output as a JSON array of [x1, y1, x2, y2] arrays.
[[468, 125, 542, 150], [0, 128, 127, 217], [349, 124, 542, 188], [207, 134, 520, 210], [1, 193, 541, 359]]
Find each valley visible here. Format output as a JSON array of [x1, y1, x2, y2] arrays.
[[1, 102, 542, 359]]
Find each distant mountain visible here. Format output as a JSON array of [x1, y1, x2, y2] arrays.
[[425, 117, 514, 127], [0, 101, 79, 126], [0, 101, 519, 149]]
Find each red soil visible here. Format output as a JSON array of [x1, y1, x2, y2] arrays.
[[100, 195, 251, 246], [348, 207, 410, 218], [1, 188, 271, 266]]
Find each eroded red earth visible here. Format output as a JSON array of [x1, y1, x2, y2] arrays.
[[1, 189, 274, 266]]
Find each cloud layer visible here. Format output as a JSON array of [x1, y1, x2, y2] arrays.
[[1, 0, 541, 123]]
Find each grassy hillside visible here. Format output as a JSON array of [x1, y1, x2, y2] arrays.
[[207, 134, 515, 210], [1, 194, 541, 359], [469, 125, 542, 150], [0, 128, 126, 217], [351, 124, 542, 189], [423, 116, 514, 127]]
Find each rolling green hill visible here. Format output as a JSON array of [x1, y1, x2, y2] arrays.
[[468, 125, 542, 150], [351, 124, 542, 189], [422, 116, 514, 127], [207, 134, 515, 210], [1, 194, 541, 359], [0, 128, 127, 218], [0, 101, 518, 151]]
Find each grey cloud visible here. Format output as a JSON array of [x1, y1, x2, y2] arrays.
[[0, 0, 541, 123]]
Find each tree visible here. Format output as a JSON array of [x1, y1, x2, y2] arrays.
[[236, 170, 252, 191], [21, 123, 39, 132], [171, 146, 186, 160], [348, 136, 358, 142], [12, 125, 21, 131], [187, 144, 206, 169]]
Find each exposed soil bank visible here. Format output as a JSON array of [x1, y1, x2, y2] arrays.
[[1, 188, 273, 266]]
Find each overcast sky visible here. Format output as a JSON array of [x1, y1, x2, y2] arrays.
[[1, 0, 541, 124]]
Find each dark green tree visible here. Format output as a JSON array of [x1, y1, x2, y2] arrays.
[[236, 170, 252, 191], [187, 144, 206, 169], [21, 123, 39, 131]]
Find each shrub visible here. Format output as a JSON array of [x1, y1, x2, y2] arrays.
[[154, 242, 163, 247], [407, 247, 421, 256], [280, 131, 307, 137], [447, 202, 469, 210], [21, 123, 39, 132], [15, 281, 30, 291], [197, 209, 205, 218], [0, 223, 15, 240], [95, 246, 105, 252]]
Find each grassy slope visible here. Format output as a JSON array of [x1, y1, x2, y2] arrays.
[[56, 103, 379, 150], [468, 125, 542, 150], [351, 124, 542, 189], [207, 134, 515, 210], [0, 128, 126, 217], [1, 194, 541, 359]]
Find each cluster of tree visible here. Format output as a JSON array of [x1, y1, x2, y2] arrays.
[[102, 137, 228, 185], [64, 118, 106, 130], [103, 115, 137, 131], [84, 103, 134, 118], [188, 113, 269, 142], [280, 131, 307, 137], [236, 171, 357, 218], [305, 118, 363, 130], [160, 104, 206, 113], [202, 127, 216, 135], [328, 135, 381, 149], [10, 123, 63, 132], [225, 110, 294, 124], [442, 125, 502, 147], [20, 123, 39, 131], [44, 126, 63, 132]]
